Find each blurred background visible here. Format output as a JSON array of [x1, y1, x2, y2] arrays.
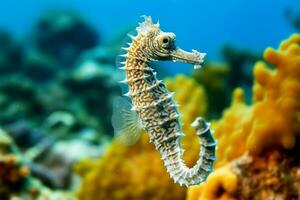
[[1, 0, 299, 58], [0, 0, 299, 199]]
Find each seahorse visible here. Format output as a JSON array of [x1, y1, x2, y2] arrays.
[[112, 16, 216, 186]]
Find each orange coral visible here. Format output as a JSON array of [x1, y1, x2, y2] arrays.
[[76, 75, 207, 200], [0, 154, 31, 196], [0, 129, 76, 200], [248, 34, 300, 153], [214, 34, 300, 167], [0, 129, 32, 199], [76, 134, 186, 200], [187, 34, 300, 200], [187, 165, 238, 200], [212, 88, 252, 168], [189, 151, 300, 200]]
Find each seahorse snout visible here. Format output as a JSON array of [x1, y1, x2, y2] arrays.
[[170, 48, 205, 68]]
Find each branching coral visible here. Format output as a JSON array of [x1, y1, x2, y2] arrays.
[[75, 75, 207, 200], [187, 34, 300, 200]]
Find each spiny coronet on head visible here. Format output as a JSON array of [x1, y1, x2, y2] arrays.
[[131, 16, 205, 69]]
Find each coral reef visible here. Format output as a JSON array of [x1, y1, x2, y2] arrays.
[[0, 31, 23, 75], [0, 128, 77, 200], [0, 76, 46, 125], [186, 164, 238, 200], [0, 8, 298, 200], [187, 34, 300, 200], [22, 49, 57, 82], [76, 134, 187, 200], [0, 10, 118, 191], [0, 154, 31, 199], [188, 151, 300, 200], [32, 10, 99, 67], [192, 46, 260, 118], [211, 88, 251, 168], [61, 50, 121, 134], [0, 129, 30, 199], [75, 75, 207, 200], [231, 151, 300, 200]]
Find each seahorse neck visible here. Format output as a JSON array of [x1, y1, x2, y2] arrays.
[[125, 39, 152, 71]]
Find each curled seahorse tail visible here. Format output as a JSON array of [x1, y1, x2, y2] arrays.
[[159, 117, 216, 186]]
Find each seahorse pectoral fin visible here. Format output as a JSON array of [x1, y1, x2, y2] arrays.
[[111, 96, 144, 145]]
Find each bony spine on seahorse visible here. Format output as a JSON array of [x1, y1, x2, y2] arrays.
[[112, 16, 216, 186]]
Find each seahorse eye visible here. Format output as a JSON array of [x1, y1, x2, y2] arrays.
[[159, 35, 171, 49], [163, 38, 169, 44], [154, 33, 176, 53]]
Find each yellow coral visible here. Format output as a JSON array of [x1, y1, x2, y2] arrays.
[[212, 88, 252, 168], [187, 165, 238, 200], [187, 34, 300, 200], [215, 34, 300, 166], [76, 75, 207, 200], [248, 34, 300, 153]]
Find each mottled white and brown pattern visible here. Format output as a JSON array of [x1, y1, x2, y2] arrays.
[[119, 16, 216, 186]]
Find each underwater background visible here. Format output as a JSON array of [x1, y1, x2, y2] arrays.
[[0, 0, 299, 199]]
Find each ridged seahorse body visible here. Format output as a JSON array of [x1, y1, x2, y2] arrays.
[[113, 16, 216, 186]]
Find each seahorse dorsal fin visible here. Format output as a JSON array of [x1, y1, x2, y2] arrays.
[[111, 96, 144, 145]]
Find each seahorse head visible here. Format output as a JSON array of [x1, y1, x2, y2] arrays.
[[135, 16, 205, 69]]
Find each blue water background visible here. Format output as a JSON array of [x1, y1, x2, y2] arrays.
[[0, 0, 299, 73]]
